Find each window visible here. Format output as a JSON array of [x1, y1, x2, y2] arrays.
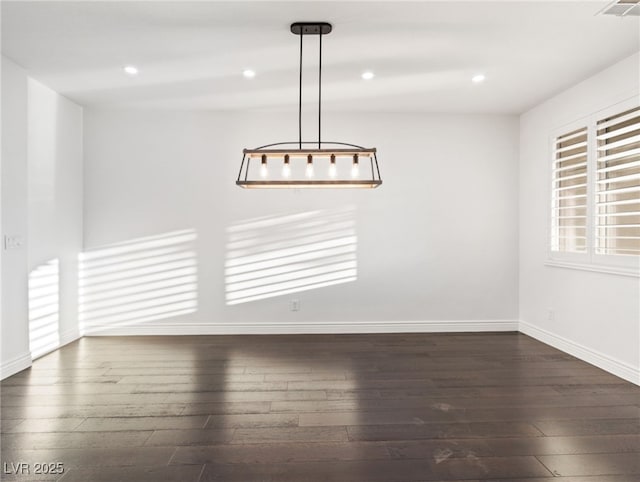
[[595, 106, 640, 256], [550, 100, 640, 274], [551, 127, 588, 253]]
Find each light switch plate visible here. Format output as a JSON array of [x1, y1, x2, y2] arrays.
[[4, 235, 25, 250]]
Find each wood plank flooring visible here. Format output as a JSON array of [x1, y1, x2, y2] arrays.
[[1, 333, 639, 481]]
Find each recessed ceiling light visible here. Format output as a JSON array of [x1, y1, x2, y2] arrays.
[[471, 74, 486, 83], [243, 69, 256, 79], [361, 71, 375, 80], [123, 65, 139, 76]]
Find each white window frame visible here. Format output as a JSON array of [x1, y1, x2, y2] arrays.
[[547, 96, 640, 277]]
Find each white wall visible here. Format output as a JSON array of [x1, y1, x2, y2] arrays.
[[83, 109, 519, 334], [1, 56, 83, 379], [27, 78, 83, 352], [1, 57, 30, 377], [519, 52, 640, 384], [5, 52, 637, 387]]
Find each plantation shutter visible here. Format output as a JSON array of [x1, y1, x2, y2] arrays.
[[551, 127, 588, 253], [595, 106, 640, 256]]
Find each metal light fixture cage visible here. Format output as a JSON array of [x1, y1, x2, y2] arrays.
[[236, 22, 382, 189], [237, 142, 382, 188]]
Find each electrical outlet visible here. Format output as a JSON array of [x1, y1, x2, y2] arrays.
[[547, 309, 555, 322], [290, 299, 300, 312], [4, 235, 25, 250]]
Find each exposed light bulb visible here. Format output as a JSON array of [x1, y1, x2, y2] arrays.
[[306, 164, 314, 178], [351, 153, 359, 178], [329, 154, 337, 178], [306, 155, 314, 178], [260, 155, 268, 178], [283, 154, 291, 177]]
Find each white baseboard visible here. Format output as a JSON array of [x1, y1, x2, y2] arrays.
[[31, 328, 82, 362], [59, 328, 81, 347], [9, 320, 638, 386], [84, 320, 519, 336], [520, 320, 639, 385], [1, 352, 32, 380]]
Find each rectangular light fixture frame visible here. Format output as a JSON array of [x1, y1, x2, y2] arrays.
[[236, 147, 382, 189]]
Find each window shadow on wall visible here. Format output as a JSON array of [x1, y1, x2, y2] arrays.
[[225, 206, 357, 305], [79, 229, 198, 333], [28, 259, 60, 359]]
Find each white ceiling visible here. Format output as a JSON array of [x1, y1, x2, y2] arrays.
[[2, 1, 638, 113]]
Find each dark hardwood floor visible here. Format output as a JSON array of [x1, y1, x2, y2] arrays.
[[1, 333, 639, 481]]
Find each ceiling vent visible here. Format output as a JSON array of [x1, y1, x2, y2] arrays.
[[599, 0, 640, 16]]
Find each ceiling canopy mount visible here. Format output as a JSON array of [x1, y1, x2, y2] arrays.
[[290, 22, 333, 35]]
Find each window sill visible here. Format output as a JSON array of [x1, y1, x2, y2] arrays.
[[545, 260, 640, 278]]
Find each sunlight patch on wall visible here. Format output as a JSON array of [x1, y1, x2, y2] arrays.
[[29, 259, 60, 359], [225, 206, 357, 305], [79, 229, 198, 333]]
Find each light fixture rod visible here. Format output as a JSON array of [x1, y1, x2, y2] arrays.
[[292, 23, 331, 150], [237, 180, 381, 188], [251, 141, 367, 150], [298, 30, 303, 150], [318, 31, 322, 149], [236, 153, 246, 181], [244, 147, 376, 155]]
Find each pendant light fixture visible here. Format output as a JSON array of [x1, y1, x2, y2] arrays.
[[236, 22, 382, 189]]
